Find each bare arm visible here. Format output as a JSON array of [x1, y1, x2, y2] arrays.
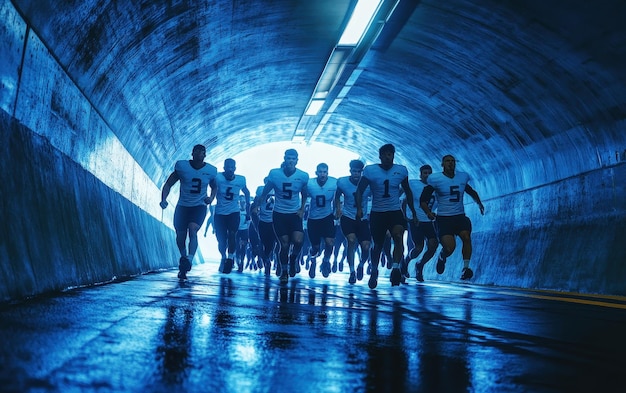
[[298, 185, 309, 218], [355, 176, 371, 220], [260, 181, 276, 207], [160, 171, 180, 208], [334, 187, 343, 219], [401, 197, 408, 219], [251, 193, 262, 215], [400, 177, 418, 222], [242, 185, 251, 215], [206, 178, 217, 205], [465, 184, 485, 215], [419, 185, 436, 220]]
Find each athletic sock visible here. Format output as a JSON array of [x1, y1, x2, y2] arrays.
[[463, 259, 470, 268]]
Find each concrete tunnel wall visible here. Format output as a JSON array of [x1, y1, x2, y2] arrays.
[[1, 2, 181, 303], [1, 0, 626, 302], [0, 110, 179, 302]]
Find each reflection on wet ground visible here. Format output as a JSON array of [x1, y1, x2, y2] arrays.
[[1, 262, 625, 392]]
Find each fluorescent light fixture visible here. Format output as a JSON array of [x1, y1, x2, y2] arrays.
[[316, 48, 350, 94], [305, 99, 325, 116], [338, 0, 383, 46]]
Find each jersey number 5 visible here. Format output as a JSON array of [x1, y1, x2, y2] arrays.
[[449, 185, 460, 202], [225, 186, 234, 200], [282, 183, 293, 199]]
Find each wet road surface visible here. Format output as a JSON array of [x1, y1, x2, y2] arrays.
[[1, 262, 625, 392]]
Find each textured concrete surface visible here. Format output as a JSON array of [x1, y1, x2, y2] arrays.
[[1, 263, 625, 392], [1, 0, 625, 301], [0, 110, 179, 301]]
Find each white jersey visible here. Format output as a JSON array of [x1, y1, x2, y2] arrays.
[[337, 176, 371, 220], [214, 173, 247, 215], [426, 171, 471, 216], [307, 177, 338, 220], [238, 209, 250, 230], [267, 167, 309, 214], [255, 185, 274, 223], [362, 164, 408, 212], [405, 179, 437, 222], [174, 160, 218, 207]]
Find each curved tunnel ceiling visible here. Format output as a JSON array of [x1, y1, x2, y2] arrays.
[[10, 0, 626, 198]]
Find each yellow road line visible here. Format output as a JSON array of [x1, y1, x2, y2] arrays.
[[496, 291, 626, 309]]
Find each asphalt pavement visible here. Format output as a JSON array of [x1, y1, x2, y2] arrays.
[[1, 260, 625, 392]]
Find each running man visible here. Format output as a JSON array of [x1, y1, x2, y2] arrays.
[[236, 195, 251, 272], [214, 158, 250, 274], [251, 179, 276, 276], [402, 164, 439, 282], [419, 155, 484, 280], [336, 159, 372, 284], [260, 149, 309, 283], [355, 144, 418, 288], [160, 144, 217, 280], [306, 163, 338, 279], [332, 218, 348, 272]]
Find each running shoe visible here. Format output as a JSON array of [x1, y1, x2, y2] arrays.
[[390, 267, 402, 286], [223, 258, 234, 274], [264, 259, 271, 276], [279, 269, 289, 284], [289, 258, 297, 277], [309, 259, 316, 278], [368, 269, 379, 289], [415, 262, 424, 282], [460, 267, 474, 280], [179, 256, 192, 273], [348, 271, 357, 284], [401, 258, 409, 277], [321, 260, 331, 278], [356, 262, 364, 281], [436, 253, 446, 274], [177, 270, 187, 280]]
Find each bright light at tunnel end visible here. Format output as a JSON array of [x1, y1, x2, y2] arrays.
[[228, 142, 360, 189]]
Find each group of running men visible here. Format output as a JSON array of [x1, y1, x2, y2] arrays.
[[160, 143, 485, 288]]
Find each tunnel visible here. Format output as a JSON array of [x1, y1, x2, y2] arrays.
[[1, 0, 625, 303]]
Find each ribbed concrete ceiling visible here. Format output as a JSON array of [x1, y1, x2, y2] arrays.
[[11, 0, 626, 197]]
